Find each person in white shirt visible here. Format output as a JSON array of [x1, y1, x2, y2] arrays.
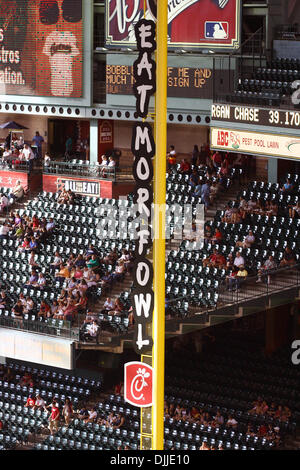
[[226, 416, 238, 428], [34, 394, 46, 410], [85, 320, 100, 343], [11, 180, 24, 201], [21, 144, 34, 161], [236, 230, 255, 249], [101, 298, 115, 315], [85, 407, 98, 423], [36, 273, 46, 289], [233, 252, 245, 268], [46, 218, 55, 232], [44, 153, 51, 167], [99, 155, 109, 176], [0, 194, 8, 211], [21, 144, 35, 172], [0, 223, 10, 238], [2, 147, 12, 161], [104, 156, 116, 178]]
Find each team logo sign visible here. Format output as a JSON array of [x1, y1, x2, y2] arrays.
[[124, 362, 153, 407], [205, 21, 229, 39]]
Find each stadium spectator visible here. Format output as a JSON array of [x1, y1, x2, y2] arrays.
[[236, 230, 255, 249], [167, 145, 177, 170], [34, 394, 46, 411], [180, 158, 190, 173], [280, 178, 294, 192], [257, 256, 277, 284], [84, 320, 100, 343], [47, 399, 60, 435], [279, 247, 296, 267], [226, 415, 238, 428], [62, 398, 73, 426], [233, 252, 245, 269], [0, 222, 10, 239], [32, 131, 44, 159], [191, 145, 200, 167]]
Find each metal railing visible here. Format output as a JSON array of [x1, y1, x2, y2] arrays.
[[0, 315, 79, 340], [43, 161, 117, 181], [168, 263, 300, 318], [0, 160, 38, 173]]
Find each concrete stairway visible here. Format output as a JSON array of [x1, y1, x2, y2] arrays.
[[205, 179, 250, 221], [93, 271, 133, 314]]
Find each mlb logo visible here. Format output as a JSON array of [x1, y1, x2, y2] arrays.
[[205, 22, 229, 39], [124, 362, 153, 408]]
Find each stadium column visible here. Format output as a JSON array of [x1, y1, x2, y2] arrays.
[[152, 0, 168, 451], [89, 119, 99, 164], [267, 157, 277, 184]]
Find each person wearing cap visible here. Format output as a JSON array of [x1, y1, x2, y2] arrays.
[[34, 394, 46, 410], [235, 266, 248, 290]]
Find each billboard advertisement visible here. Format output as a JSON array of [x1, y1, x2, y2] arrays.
[[106, 0, 241, 50], [211, 127, 300, 160], [0, 0, 83, 98]]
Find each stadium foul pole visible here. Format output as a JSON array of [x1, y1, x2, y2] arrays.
[[152, 0, 168, 451]]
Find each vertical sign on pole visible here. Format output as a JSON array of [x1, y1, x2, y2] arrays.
[[124, 1, 168, 451], [124, 16, 157, 450]]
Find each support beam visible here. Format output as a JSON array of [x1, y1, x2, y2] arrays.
[[152, 0, 168, 451], [89, 119, 98, 164], [268, 157, 277, 184]]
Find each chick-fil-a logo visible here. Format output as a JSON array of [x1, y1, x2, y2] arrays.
[[124, 362, 153, 407]]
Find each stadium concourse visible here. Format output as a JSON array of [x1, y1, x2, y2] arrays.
[[0, 150, 299, 451]]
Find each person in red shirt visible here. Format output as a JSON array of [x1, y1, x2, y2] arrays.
[[180, 158, 191, 173], [211, 228, 223, 243], [203, 249, 225, 268], [212, 151, 222, 168], [25, 394, 36, 408], [47, 399, 60, 435]]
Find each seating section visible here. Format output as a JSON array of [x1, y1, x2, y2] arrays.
[[0, 333, 297, 451], [35, 396, 140, 451], [165, 173, 300, 314], [166, 163, 238, 206], [0, 192, 136, 337], [164, 336, 299, 450], [227, 56, 300, 106], [0, 363, 101, 450]]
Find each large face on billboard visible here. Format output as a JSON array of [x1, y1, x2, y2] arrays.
[[0, 0, 83, 98], [106, 0, 240, 50]]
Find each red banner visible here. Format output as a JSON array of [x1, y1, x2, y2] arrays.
[[106, 0, 241, 50]]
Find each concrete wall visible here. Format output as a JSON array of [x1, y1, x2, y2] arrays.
[[114, 121, 209, 160]]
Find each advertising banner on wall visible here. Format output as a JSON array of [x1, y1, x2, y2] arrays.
[[211, 127, 300, 159], [106, 0, 241, 50], [0, 0, 83, 98]]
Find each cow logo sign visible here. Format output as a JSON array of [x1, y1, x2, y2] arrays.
[[124, 362, 153, 407]]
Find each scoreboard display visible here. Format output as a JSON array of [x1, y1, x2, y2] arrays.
[[211, 104, 300, 131], [107, 65, 231, 99], [0, 0, 83, 98]]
